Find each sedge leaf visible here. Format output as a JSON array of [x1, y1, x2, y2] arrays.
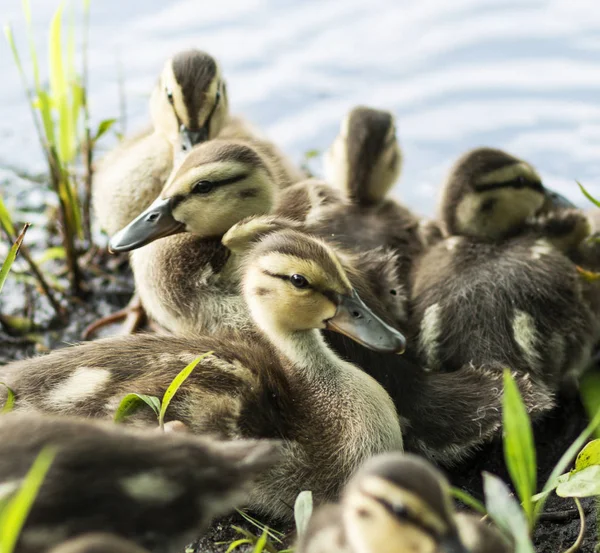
[[0, 224, 29, 295], [575, 439, 600, 471], [0, 195, 16, 236], [0, 383, 16, 413], [451, 487, 487, 516], [556, 465, 600, 498], [502, 369, 536, 527], [578, 181, 600, 209], [580, 370, 600, 439], [159, 352, 213, 429], [93, 118, 117, 143], [483, 472, 534, 553], [0, 447, 55, 553], [113, 393, 160, 423]]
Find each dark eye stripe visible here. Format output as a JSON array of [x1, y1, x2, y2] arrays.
[[474, 177, 543, 193]]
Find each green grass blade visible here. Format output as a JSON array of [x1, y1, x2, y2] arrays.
[[114, 393, 161, 423], [225, 539, 253, 553], [93, 118, 117, 143], [0, 447, 56, 553], [159, 352, 213, 429], [0, 224, 29, 295], [294, 491, 313, 538], [451, 487, 487, 516], [236, 509, 284, 541], [0, 383, 16, 413], [483, 472, 534, 553], [534, 407, 600, 521], [502, 370, 537, 527], [49, 2, 68, 163], [580, 371, 600, 439], [252, 528, 269, 553], [577, 181, 600, 209], [22, 0, 41, 92], [0, 195, 16, 237]]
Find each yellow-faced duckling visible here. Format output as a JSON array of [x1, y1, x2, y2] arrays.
[[93, 49, 233, 237], [277, 106, 439, 327], [411, 147, 597, 392], [0, 412, 279, 553], [3, 225, 405, 521], [296, 453, 512, 553], [104, 138, 303, 336]]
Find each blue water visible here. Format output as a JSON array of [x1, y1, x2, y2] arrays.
[[1, 0, 600, 215]]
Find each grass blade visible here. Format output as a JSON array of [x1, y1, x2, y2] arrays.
[[114, 393, 160, 423], [294, 491, 313, 538], [578, 181, 600, 209], [252, 528, 269, 553], [0, 383, 16, 413], [159, 352, 213, 430], [0, 224, 30, 295], [502, 370, 537, 527], [0, 195, 16, 237], [451, 487, 487, 516], [580, 370, 600, 439], [0, 447, 56, 553], [483, 472, 534, 553]]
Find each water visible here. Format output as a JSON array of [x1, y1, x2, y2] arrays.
[[1, 0, 600, 215]]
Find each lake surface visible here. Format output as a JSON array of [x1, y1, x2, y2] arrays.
[[1, 0, 600, 215]]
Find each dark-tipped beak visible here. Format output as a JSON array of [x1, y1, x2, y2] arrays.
[[180, 125, 208, 151], [325, 290, 406, 354], [543, 188, 576, 211], [109, 197, 184, 253], [439, 534, 470, 553]]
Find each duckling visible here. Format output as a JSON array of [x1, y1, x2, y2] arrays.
[[277, 106, 439, 327], [104, 138, 303, 336], [93, 49, 230, 237], [411, 147, 598, 391], [0, 412, 279, 553], [3, 225, 405, 521], [296, 452, 512, 553]]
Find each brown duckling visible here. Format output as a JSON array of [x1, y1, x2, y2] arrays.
[[296, 453, 512, 553], [93, 49, 232, 237], [104, 138, 303, 336], [411, 147, 597, 391], [3, 225, 405, 521], [277, 106, 439, 327], [0, 412, 279, 553]]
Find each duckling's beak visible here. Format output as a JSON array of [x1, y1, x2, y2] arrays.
[[543, 188, 576, 210], [180, 125, 208, 151], [109, 197, 184, 253], [326, 290, 406, 354]]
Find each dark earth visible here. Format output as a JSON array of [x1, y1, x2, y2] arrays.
[[0, 170, 598, 552]]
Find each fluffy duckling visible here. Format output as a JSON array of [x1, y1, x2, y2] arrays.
[[277, 106, 438, 327], [93, 49, 232, 237], [0, 412, 279, 553], [411, 147, 597, 390], [296, 453, 512, 553], [3, 226, 405, 521], [105, 139, 303, 336]]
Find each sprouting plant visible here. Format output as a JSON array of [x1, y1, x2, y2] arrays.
[[453, 369, 600, 552], [113, 352, 213, 427], [0, 447, 56, 553], [4, 0, 116, 297]]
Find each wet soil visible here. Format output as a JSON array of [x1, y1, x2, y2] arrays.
[[0, 170, 598, 552]]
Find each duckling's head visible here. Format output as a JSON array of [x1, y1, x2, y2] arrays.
[[440, 147, 547, 240], [150, 49, 228, 152], [224, 219, 406, 354], [324, 106, 402, 205], [341, 453, 467, 553], [110, 140, 277, 252]]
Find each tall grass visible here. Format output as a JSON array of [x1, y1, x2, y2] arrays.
[[4, 0, 114, 297]]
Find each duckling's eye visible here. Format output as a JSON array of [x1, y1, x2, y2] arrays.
[[290, 274, 309, 289], [193, 181, 214, 195], [215, 88, 221, 106], [165, 87, 174, 105], [515, 176, 526, 188], [391, 504, 409, 519]]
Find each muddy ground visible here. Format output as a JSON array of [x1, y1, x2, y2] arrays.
[[0, 173, 598, 552]]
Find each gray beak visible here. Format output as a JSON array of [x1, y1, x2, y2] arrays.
[[109, 197, 184, 253], [325, 290, 406, 354], [543, 188, 576, 211], [180, 125, 208, 151]]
